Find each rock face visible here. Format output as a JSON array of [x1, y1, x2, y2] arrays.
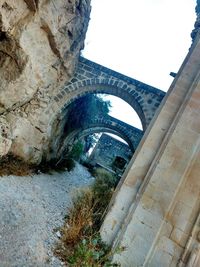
[[0, 0, 91, 162], [0, 116, 12, 156]]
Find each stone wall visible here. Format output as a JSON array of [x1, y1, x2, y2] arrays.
[[0, 0, 91, 162], [89, 134, 132, 174], [101, 28, 200, 267], [46, 58, 164, 163]]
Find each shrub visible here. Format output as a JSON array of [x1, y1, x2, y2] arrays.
[[91, 168, 118, 227], [66, 234, 119, 267]]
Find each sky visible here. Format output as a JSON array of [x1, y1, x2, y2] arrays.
[[82, 0, 196, 129]]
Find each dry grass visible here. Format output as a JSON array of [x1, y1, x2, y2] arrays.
[[0, 154, 34, 176], [55, 168, 121, 266], [61, 188, 96, 246], [0, 153, 76, 177]]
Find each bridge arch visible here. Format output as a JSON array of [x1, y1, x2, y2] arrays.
[[53, 115, 143, 159], [57, 115, 143, 158], [59, 128, 133, 158], [53, 82, 146, 130], [51, 57, 165, 131], [46, 57, 165, 161]]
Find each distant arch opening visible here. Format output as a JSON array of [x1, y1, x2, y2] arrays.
[[48, 93, 143, 162]]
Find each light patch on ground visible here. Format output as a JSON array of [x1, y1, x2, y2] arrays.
[[0, 163, 94, 267]]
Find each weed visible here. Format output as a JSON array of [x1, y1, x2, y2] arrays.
[[61, 188, 95, 245], [66, 234, 119, 267], [91, 168, 118, 228], [0, 153, 76, 176], [55, 167, 121, 266]]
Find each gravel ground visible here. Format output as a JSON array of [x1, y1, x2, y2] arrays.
[[0, 163, 94, 267]]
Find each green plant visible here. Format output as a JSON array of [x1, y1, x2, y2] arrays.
[[67, 234, 119, 267], [55, 167, 121, 266], [65, 94, 111, 134], [68, 141, 84, 161], [91, 168, 118, 227]]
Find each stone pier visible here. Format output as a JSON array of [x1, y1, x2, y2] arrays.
[[101, 34, 200, 267]]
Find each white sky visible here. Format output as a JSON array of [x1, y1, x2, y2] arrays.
[[82, 0, 196, 129]]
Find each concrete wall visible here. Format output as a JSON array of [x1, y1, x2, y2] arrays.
[[101, 34, 200, 267]]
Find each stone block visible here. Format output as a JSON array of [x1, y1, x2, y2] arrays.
[[148, 249, 173, 267], [134, 205, 163, 230], [170, 227, 188, 247]]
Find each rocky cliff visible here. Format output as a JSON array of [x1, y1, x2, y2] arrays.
[[0, 0, 91, 162]]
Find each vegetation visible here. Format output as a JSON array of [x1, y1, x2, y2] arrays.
[[62, 94, 111, 160], [55, 168, 122, 266], [65, 94, 110, 144], [0, 153, 34, 176], [65, 94, 111, 134], [68, 141, 84, 161], [36, 157, 76, 174]]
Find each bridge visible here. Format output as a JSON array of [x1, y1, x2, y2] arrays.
[[57, 114, 143, 158], [48, 57, 165, 159], [51, 57, 165, 133]]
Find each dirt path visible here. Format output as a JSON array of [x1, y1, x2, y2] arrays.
[[0, 163, 94, 267]]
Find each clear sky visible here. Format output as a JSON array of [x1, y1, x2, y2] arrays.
[[82, 0, 196, 129]]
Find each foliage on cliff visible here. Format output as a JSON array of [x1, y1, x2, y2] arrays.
[[64, 94, 111, 133]]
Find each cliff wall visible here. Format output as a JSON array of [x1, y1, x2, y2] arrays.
[[0, 0, 91, 162]]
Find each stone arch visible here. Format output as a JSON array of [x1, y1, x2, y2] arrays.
[[51, 57, 165, 131], [56, 115, 143, 159], [59, 128, 132, 157], [53, 83, 146, 130], [60, 127, 131, 156], [46, 57, 165, 161]]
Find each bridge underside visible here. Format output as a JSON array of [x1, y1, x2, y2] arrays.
[[51, 57, 165, 133], [48, 112, 143, 161]]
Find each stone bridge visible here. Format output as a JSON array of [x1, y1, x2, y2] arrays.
[[58, 114, 143, 157], [51, 57, 165, 132], [47, 57, 165, 160]]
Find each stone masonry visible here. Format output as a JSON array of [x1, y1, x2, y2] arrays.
[[54, 114, 143, 160], [52, 57, 165, 131], [89, 133, 133, 175], [47, 59, 165, 162], [101, 28, 200, 267]]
